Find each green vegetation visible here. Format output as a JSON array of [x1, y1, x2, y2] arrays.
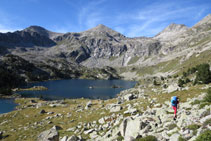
[[128, 56, 140, 65], [167, 123, 177, 130], [203, 119, 211, 127], [178, 136, 187, 141], [195, 64, 211, 84], [135, 135, 157, 141], [178, 79, 185, 87], [0, 67, 24, 95], [116, 135, 124, 141], [204, 88, 211, 102], [195, 130, 211, 141], [186, 124, 200, 135]]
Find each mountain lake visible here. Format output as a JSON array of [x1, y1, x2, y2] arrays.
[[0, 79, 136, 114]]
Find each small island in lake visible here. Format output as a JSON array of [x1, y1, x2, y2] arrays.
[[12, 86, 48, 91]]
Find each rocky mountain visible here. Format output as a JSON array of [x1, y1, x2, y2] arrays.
[[0, 14, 210, 81]]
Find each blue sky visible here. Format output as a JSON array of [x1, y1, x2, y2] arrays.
[[0, 0, 210, 37]]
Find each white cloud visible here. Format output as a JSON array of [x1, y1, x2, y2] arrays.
[[116, 1, 208, 37], [78, 0, 105, 29]]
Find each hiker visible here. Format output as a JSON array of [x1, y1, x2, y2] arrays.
[[171, 96, 179, 120]]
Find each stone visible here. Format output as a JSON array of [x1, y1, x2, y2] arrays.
[[67, 135, 79, 141], [169, 133, 180, 141], [67, 127, 76, 132], [123, 94, 137, 101], [167, 83, 179, 93], [85, 101, 92, 110], [98, 117, 105, 124], [124, 108, 138, 115], [60, 136, 68, 141], [120, 117, 148, 139], [200, 114, 211, 124], [84, 129, 95, 135], [89, 131, 98, 139], [110, 105, 122, 112], [37, 126, 59, 141], [40, 109, 46, 114]]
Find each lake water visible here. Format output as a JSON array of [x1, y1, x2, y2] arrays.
[[0, 99, 17, 114], [18, 79, 136, 100], [0, 79, 136, 114]]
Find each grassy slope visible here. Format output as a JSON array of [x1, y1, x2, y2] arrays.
[[0, 82, 209, 140]]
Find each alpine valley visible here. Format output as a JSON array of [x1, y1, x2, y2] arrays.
[[0, 14, 211, 141]]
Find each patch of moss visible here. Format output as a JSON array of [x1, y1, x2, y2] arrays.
[[178, 136, 187, 141], [167, 123, 177, 130], [135, 135, 157, 141]]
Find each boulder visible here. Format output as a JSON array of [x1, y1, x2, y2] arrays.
[[120, 117, 148, 139], [106, 104, 122, 112], [67, 135, 79, 141], [200, 114, 211, 124], [40, 109, 46, 114], [84, 129, 95, 135], [167, 83, 179, 93], [124, 108, 138, 115], [169, 133, 180, 141], [98, 117, 105, 124], [60, 136, 68, 141], [37, 126, 59, 141], [123, 94, 137, 101], [85, 101, 92, 110]]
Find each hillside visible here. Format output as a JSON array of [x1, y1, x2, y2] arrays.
[[0, 15, 210, 79]]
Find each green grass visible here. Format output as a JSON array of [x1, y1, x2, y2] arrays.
[[128, 56, 140, 65], [195, 130, 211, 141], [135, 135, 157, 141]]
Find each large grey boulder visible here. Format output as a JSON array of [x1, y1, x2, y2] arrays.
[[167, 83, 179, 93], [37, 126, 59, 141], [169, 133, 180, 141], [106, 104, 122, 112], [119, 117, 148, 139]]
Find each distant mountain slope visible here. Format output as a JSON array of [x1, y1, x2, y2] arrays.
[[0, 14, 210, 80]]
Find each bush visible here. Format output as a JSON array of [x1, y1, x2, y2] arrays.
[[195, 63, 211, 84], [183, 72, 188, 77], [195, 130, 211, 141], [178, 136, 186, 141], [185, 78, 191, 83], [135, 135, 157, 141], [187, 124, 200, 130], [204, 88, 211, 102], [178, 78, 185, 87]]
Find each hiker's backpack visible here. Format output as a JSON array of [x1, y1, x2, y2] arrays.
[[171, 96, 178, 106]]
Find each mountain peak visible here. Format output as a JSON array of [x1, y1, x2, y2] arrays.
[[23, 25, 63, 39], [154, 23, 188, 40], [163, 23, 188, 32], [24, 25, 49, 33], [87, 24, 114, 33]]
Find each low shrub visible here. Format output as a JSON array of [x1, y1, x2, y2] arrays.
[[178, 136, 186, 141], [186, 124, 200, 130], [135, 135, 157, 141], [204, 88, 211, 102], [195, 130, 211, 141]]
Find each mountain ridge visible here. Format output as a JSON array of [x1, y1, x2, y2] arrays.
[[0, 14, 210, 80]]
